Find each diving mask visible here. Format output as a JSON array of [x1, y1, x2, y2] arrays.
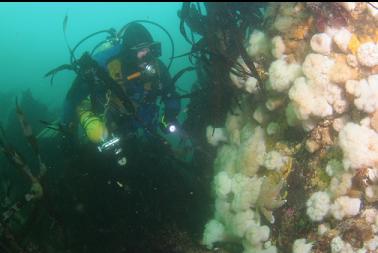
[[130, 41, 162, 59]]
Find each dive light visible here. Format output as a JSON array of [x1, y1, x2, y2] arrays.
[[168, 124, 177, 133], [160, 114, 177, 134]]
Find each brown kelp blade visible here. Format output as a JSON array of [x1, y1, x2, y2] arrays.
[[15, 97, 39, 156], [15, 98, 48, 177], [63, 12, 68, 34], [0, 142, 36, 183], [63, 11, 75, 63]]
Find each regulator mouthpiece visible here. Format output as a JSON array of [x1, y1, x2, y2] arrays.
[[144, 63, 157, 76]]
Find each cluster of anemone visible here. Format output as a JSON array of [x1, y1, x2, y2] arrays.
[[204, 2, 378, 252]]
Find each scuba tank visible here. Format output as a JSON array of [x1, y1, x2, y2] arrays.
[[77, 98, 108, 144]]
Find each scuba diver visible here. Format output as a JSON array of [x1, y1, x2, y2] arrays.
[[61, 22, 181, 166]]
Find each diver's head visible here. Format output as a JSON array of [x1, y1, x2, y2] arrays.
[[121, 23, 161, 66], [122, 23, 153, 50]]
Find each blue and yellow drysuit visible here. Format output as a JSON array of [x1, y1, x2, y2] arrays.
[[62, 44, 181, 144]]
